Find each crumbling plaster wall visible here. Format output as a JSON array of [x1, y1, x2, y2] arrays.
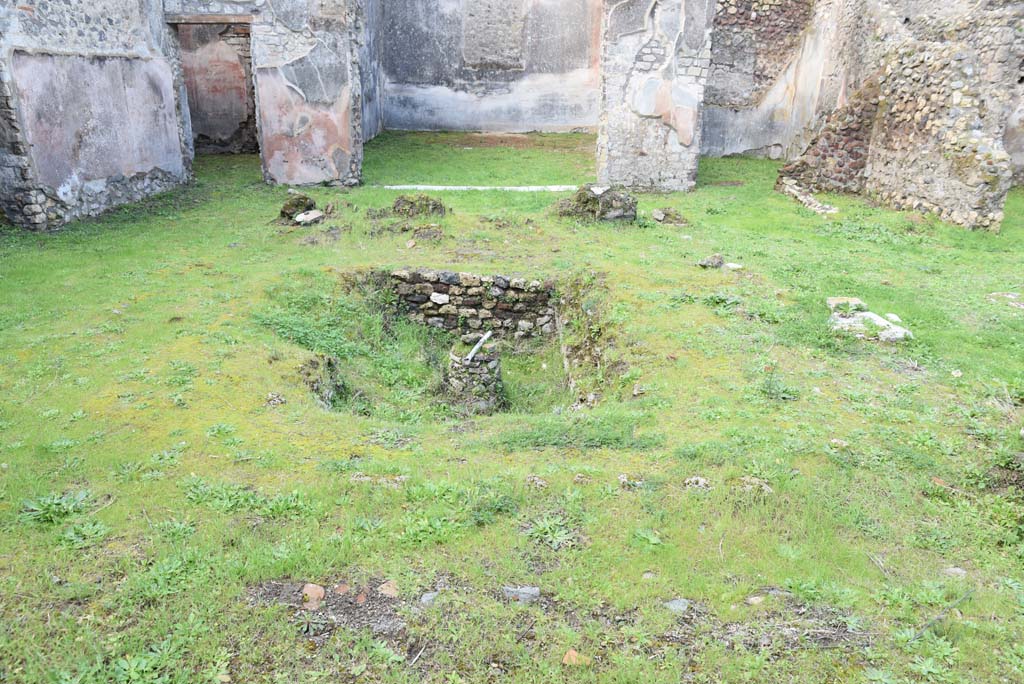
[[379, 0, 603, 132], [701, 0, 869, 159], [0, 0, 192, 230], [359, 0, 385, 140], [166, 0, 365, 186], [598, 0, 716, 191]]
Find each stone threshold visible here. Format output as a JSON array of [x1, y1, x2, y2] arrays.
[[377, 185, 578, 192]]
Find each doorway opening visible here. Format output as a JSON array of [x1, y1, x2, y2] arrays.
[[176, 21, 259, 155]]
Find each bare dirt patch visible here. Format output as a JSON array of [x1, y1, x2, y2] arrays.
[[250, 579, 407, 644]]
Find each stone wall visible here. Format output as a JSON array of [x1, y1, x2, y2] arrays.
[[701, 0, 868, 159], [178, 24, 258, 154], [0, 0, 192, 230], [389, 269, 557, 341], [707, 0, 815, 108], [379, 0, 602, 132], [446, 345, 505, 415], [778, 78, 879, 193], [165, 1, 365, 186], [862, 4, 1022, 229], [598, 0, 716, 191], [1009, 94, 1024, 186], [358, 0, 385, 141], [768, 0, 1022, 228]]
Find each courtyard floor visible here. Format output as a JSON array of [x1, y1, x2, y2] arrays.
[[1, 133, 1023, 683]]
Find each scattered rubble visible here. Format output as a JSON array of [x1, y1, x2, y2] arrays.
[[684, 476, 711, 491], [698, 254, 725, 269], [557, 185, 637, 222], [777, 177, 838, 215], [299, 355, 349, 409], [827, 297, 913, 342], [651, 207, 687, 224], [989, 292, 1024, 310], [370, 194, 447, 220], [250, 579, 407, 643]]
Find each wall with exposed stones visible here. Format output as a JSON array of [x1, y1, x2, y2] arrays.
[[0, 0, 192, 230], [778, 78, 879, 193], [701, 0, 869, 159], [764, 0, 1022, 229], [378, 0, 603, 132], [388, 269, 557, 342], [707, 0, 815, 109], [861, 3, 1022, 229], [598, 0, 716, 191], [1009, 94, 1024, 185], [446, 346, 505, 415]]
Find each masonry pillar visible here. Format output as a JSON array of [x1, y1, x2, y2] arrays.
[[598, 0, 715, 191]]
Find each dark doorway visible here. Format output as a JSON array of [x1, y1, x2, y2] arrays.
[[176, 23, 259, 154]]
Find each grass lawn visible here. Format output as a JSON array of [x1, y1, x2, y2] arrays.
[[1, 134, 1023, 683]]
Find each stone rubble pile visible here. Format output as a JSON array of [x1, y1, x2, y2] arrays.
[[827, 297, 912, 342], [557, 185, 638, 222]]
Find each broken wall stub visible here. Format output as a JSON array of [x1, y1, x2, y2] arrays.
[[379, 0, 603, 132], [0, 0, 192, 230], [598, 0, 716, 191], [389, 269, 557, 342]]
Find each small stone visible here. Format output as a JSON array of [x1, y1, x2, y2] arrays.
[[652, 209, 666, 222], [526, 474, 548, 489], [684, 476, 711, 490], [503, 586, 541, 604], [293, 210, 324, 226], [301, 583, 326, 610], [943, 567, 967, 579], [826, 297, 867, 313], [420, 591, 440, 606], [723, 263, 744, 271], [377, 579, 399, 598], [280, 193, 315, 219], [738, 476, 773, 494], [663, 598, 693, 615], [430, 292, 450, 305], [699, 254, 725, 269]]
